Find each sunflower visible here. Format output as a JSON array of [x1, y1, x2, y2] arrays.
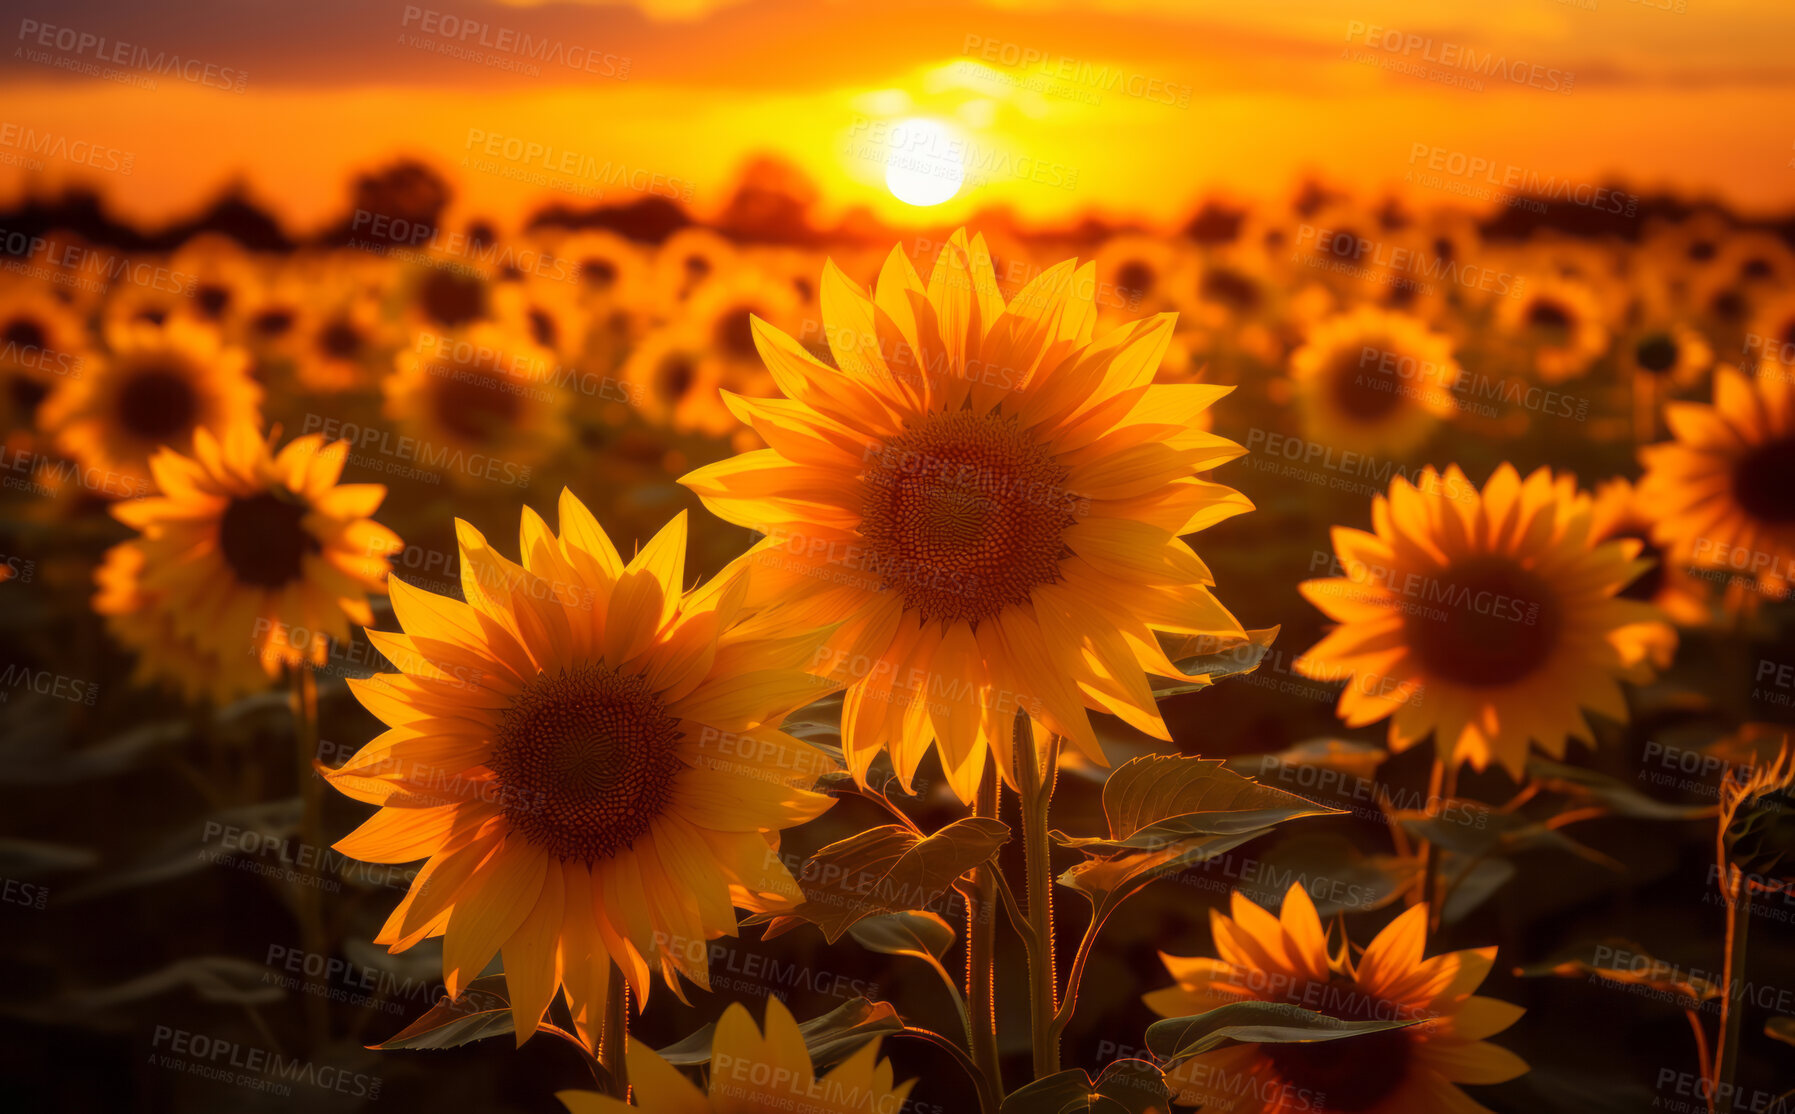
[[0, 277, 88, 434], [554, 229, 651, 312], [383, 321, 571, 488], [1496, 277, 1610, 383], [324, 498, 838, 1043], [1146, 885, 1526, 1113], [93, 540, 266, 704], [680, 262, 803, 400], [1718, 736, 1795, 893], [293, 286, 392, 394], [681, 229, 1250, 803], [652, 227, 738, 307], [1288, 306, 1459, 455], [97, 424, 399, 698], [621, 325, 733, 437], [1588, 478, 1708, 637], [169, 233, 263, 330], [1620, 320, 1712, 389], [557, 996, 914, 1114], [1296, 463, 1670, 776], [1094, 233, 1192, 317], [1639, 367, 1795, 604], [1745, 292, 1795, 378], [40, 316, 263, 491]]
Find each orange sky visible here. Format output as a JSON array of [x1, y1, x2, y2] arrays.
[[4, 0, 1793, 232]]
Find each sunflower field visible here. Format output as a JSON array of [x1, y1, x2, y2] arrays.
[[5, 6, 1795, 1113]]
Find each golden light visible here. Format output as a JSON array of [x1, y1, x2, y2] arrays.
[[881, 115, 964, 207]]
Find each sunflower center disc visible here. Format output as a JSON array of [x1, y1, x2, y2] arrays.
[[1262, 978, 1414, 1111], [490, 666, 682, 862], [118, 366, 200, 441], [1328, 346, 1408, 423], [1635, 334, 1679, 374], [219, 491, 319, 587], [427, 357, 524, 443], [1402, 555, 1562, 687], [859, 410, 1076, 625], [1732, 437, 1795, 525]]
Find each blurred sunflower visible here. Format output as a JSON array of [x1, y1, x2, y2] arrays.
[[1094, 233, 1192, 316], [1619, 320, 1712, 389], [294, 287, 391, 393], [1296, 464, 1670, 776], [0, 278, 88, 435], [1639, 368, 1795, 603], [324, 500, 837, 1042], [170, 233, 263, 330], [100, 424, 398, 691], [557, 997, 914, 1114], [652, 227, 737, 306], [1744, 292, 1795, 377], [555, 230, 650, 312], [1497, 277, 1610, 383], [93, 541, 256, 704], [1588, 478, 1708, 638], [40, 317, 262, 490], [1146, 885, 1526, 1113], [1718, 738, 1795, 893], [383, 321, 571, 487], [1289, 306, 1459, 455], [682, 230, 1250, 802], [621, 325, 732, 437], [680, 262, 803, 398]]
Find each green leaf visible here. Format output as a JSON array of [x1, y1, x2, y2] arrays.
[[748, 817, 1009, 942], [656, 997, 902, 1072], [1055, 754, 1343, 853], [370, 976, 515, 1050], [998, 1059, 1170, 1114], [848, 910, 956, 963], [1525, 758, 1716, 821], [1145, 1001, 1424, 1068], [1513, 940, 1721, 1007], [1396, 800, 1617, 869], [1150, 627, 1280, 697], [1056, 755, 1341, 934]]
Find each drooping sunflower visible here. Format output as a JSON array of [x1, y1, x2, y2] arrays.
[[681, 230, 1251, 802], [96, 424, 399, 700], [383, 321, 571, 488], [324, 499, 838, 1044], [1296, 463, 1671, 776], [557, 996, 914, 1114], [40, 316, 263, 491], [1288, 306, 1460, 455], [1639, 368, 1795, 604], [1146, 885, 1526, 1113]]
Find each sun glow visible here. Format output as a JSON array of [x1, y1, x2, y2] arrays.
[[880, 115, 965, 207]]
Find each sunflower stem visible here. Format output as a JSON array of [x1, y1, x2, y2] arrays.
[[1712, 867, 1750, 1114], [603, 960, 630, 1100], [1684, 1008, 1715, 1114], [967, 768, 1004, 1099], [1015, 717, 1061, 1080], [290, 662, 330, 1047]]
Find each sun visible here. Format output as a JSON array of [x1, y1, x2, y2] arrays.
[[883, 116, 965, 207]]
